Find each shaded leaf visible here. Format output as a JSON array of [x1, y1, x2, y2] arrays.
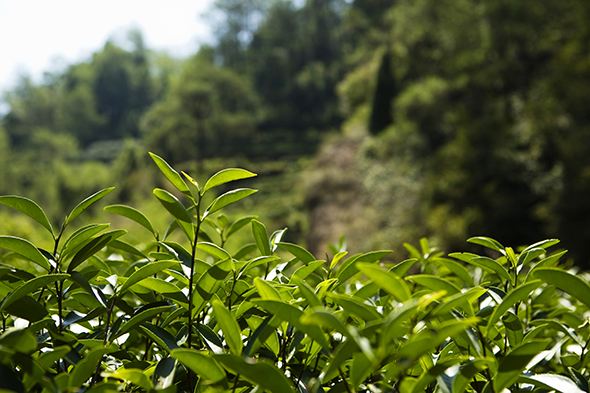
[[215, 354, 296, 393]]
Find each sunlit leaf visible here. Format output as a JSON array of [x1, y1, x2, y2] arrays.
[[0, 195, 54, 236], [65, 187, 115, 226], [0, 235, 50, 271], [203, 168, 257, 193]]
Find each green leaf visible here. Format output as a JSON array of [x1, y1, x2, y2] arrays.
[[61, 223, 110, 258], [337, 250, 393, 284], [212, 298, 243, 356], [532, 268, 590, 309], [406, 274, 461, 295], [69, 347, 111, 387], [65, 187, 115, 226], [149, 152, 190, 194], [67, 230, 126, 272], [522, 239, 560, 253], [215, 354, 296, 393], [486, 280, 542, 331], [227, 215, 256, 238], [357, 263, 410, 301], [277, 242, 316, 263], [253, 299, 330, 348], [108, 368, 152, 390], [519, 374, 586, 393], [0, 328, 37, 353], [197, 242, 231, 261], [1, 274, 69, 311], [4, 296, 48, 322], [330, 250, 348, 270], [254, 277, 282, 300], [115, 305, 174, 337], [139, 323, 178, 351], [104, 204, 156, 235], [432, 286, 487, 316], [203, 168, 257, 193], [252, 220, 271, 256], [291, 260, 324, 281], [0, 235, 50, 271], [118, 261, 179, 295], [170, 349, 226, 383], [493, 339, 551, 392], [137, 277, 181, 295], [467, 236, 504, 252], [192, 259, 233, 316], [328, 293, 380, 321], [153, 188, 192, 223], [460, 255, 512, 283], [206, 188, 258, 215], [0, 195, 54, 236]]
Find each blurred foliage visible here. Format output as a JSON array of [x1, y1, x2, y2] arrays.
[[1, 0, 590, 266]]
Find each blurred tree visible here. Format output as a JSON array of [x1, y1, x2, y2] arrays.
[[141, 52, 260, 163]]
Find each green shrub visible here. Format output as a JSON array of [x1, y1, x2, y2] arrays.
[[0, 153, 588, 393]]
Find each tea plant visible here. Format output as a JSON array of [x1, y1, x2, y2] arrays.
[[0, 153, 589, 392]]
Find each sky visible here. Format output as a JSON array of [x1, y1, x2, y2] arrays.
[[0, 0, 214, 94]]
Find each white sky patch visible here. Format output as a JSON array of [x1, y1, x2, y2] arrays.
[[0, 0, 214, 93]]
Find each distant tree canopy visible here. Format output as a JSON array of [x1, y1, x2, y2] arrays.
[[2, 0, 590, 265]]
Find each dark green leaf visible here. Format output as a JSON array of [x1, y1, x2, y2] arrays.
[[67, 230, 126, 272], [215, 354, 296, 393], [116, 305, 174, 337], [139, 323, 178, 351]]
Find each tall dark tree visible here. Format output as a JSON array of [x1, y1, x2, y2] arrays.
[[368, 49, 395, 134]]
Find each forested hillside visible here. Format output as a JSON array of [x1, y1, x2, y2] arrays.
[[1, 0, 590, 266]]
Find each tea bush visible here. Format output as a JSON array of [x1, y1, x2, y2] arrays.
[[0, 153, 588, 393]]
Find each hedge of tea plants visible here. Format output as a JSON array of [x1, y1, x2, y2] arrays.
[[0, 153, 589, 393]]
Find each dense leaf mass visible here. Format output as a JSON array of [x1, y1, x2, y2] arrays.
[[0, 157, 588, 392]]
